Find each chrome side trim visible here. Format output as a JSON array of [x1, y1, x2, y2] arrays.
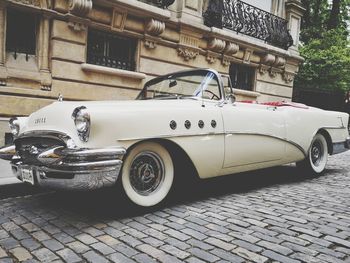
[[58, 160, 122, 170], [321, 126, 345, 130], [117, 132, 226, 142], [38, 147, 126, 164], [117, 131, 308, 157]]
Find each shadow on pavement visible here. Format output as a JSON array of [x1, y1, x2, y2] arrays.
[[22, 164, 340, 221]]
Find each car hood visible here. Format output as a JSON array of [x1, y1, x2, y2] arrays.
[[22, 99, 216, 146]]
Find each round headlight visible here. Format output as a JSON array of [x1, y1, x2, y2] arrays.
[[72, 106, 90, 142], [9, 118, 20, 137], [75, 110, 89, 132]]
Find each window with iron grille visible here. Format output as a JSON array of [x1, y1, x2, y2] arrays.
[[229, 64, 255, 91], [87, 29, 137, 71], [6, 8, 38, 60]]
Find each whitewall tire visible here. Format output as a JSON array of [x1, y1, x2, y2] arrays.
[[121, 142, 174, 207], [297, 133, 328, 175]]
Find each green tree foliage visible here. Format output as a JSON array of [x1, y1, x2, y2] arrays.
[[296, 0, 350, 91], [295, 29, 350, 91]]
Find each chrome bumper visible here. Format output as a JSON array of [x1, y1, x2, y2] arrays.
[[332, 137, 350, 155], [0, 143, 125, 190]]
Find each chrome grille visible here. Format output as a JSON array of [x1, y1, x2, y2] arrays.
[[14, 137, 65, 165]]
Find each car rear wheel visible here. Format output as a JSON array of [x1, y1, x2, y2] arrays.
[[121, 142, 174, 207], [296, 133, 328, 175]]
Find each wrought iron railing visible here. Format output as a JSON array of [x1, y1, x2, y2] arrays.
[[137, 0, 175, 8], [203, 0, 293, 50], [87, 30, 136, 71]]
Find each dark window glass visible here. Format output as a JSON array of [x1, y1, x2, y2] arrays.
[[87, 30, 137, 71], [6, 9, 37, 57], [229, 64, 255, 91]]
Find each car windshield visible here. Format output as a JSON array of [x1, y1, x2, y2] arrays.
[[137, 70, 221, 101]]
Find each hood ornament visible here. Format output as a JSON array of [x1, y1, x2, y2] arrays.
[[58, 94, 64, 102]]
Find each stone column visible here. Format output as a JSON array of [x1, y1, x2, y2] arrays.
[[285, 0, 305, 52], [0, 4, 6, 85], [39, 16, 52, 90], [39, 17, 50, 71]]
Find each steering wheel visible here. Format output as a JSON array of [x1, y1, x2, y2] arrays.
[[203, 90, 220, 100]]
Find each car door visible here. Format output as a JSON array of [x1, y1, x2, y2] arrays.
[[221, 102, 286, 168]]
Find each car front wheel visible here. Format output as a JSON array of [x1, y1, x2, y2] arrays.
[[121, 142, 174, 207], [297, 133, 328, 175]]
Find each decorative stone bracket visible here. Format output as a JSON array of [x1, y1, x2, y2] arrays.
[[68, 20, 87, 31], [69, 0, 92, 16], [206, 51, 220, 64], [261, 54, 286, 68], [260, 53, 287, 78], [144, 35, 162, 49], [145, 19, 165, 36], [66, 0, 92, 32], [143, 19, 165, 49], [207, 38, 239, 66], [282, 71, 295, 83]]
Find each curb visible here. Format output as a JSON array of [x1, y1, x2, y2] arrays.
[[0, 177, 21, 186], [0, 179, 44, 199]]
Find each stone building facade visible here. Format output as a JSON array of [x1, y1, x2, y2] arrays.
[[0, 0, 304, 144]]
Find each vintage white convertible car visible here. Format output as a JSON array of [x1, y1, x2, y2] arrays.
[[0, 69, 349, 207]]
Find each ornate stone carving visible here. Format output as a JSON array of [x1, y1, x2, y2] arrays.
[[40, 71, 52, 91], [68, 21, 87, 31], [145, 19, 165, 36], [180, 34, 199, 48], [224, 42, 239, 55], [208, 38, 225, 52], [269, 68, 279, 78], [206, 51, 217, 64], [273, 56, 286, 68], [112, 9, 127, 32], [206, 55, 215, 64], [178, 47, 199, 61], [13, 0, 40, 7], [258, 65, 269, 75], [41, 85, 51, 91], [282, 71, 295, 83], [144, 39, 157, 49], [261, 54, 275, 66], [243, 49, 253, 64], [69, 0, 92, 16], [222, 55, 232, 67]]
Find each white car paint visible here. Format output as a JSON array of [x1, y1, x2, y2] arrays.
[[19, 96, 349, 180]]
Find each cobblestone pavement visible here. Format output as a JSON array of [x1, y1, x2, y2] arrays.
[[0, 151, 349, 263]]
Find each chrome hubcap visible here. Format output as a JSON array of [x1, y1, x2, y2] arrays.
[[129, 152, 164, 196], [311, 140, 323, 166]]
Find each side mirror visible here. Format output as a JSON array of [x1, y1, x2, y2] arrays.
[[225, 93, 236, 104]]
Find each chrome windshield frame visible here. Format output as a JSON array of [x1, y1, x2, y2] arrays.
[[137, 68, 225, 103]]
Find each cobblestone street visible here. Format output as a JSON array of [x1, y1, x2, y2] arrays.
[[0, 151, 349, 263]]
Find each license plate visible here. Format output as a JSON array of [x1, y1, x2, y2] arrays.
[[21, 168, 35, 185]]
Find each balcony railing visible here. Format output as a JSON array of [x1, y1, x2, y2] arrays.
[[137, 0, 175, 8], [203, 0, 293, 50]]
